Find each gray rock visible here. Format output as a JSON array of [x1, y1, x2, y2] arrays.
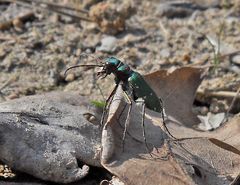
[[156, 1, 220, 18], [229, 65, 240, 74], [205, 35, 237, 55], [0, 92, 102, 183], [96, 36, 117, 53], [232, 55, 240, 65], [156, 2, 195, 18], [159, 48, 171, 58]]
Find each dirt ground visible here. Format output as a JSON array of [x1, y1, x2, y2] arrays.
[[0, 0, 240, 184]]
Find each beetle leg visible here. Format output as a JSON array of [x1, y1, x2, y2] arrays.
[[121, 91, 133, 152], [159, 98, 177, 139], [140, 100, 155, 157], [100, 84, 119, 127], [137, 99, 170, 160], [116, 103, 148, 146]]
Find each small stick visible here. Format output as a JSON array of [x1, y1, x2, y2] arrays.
[[8, 0, 93, 22], [39, 6, 92, 22], [0, 35, 14, 41], [226, 86, 240, 117], [0, 76, 18, 91], [20, 0, 89, 14], [197, 89, 240, 99]]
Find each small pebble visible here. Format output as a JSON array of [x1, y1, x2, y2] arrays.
[[66, 46, 72, 55], [13, 18, 23, 29], [229, 65, 240, 74], [89, 115, 97, 123], [96, 36, 117, 53], [76, 48, 82, 57], [159, 48, 171, 58], [7, 92, 19, 100], [0, 165, 4, 172], [156, 2, 194, 18], [65, 73, 75, 82], [232, 55, 240, 65], [182, 53, 191, 63], [50, 14, 60, 23], [210, 99, 228, 113], [83, 113, 98, 125], [0, 164, 15, 178]]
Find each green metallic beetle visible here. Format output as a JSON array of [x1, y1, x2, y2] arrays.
[[96, 57, 176, 149], [97, 57, 162, 112], [65, 56, 175, 153]]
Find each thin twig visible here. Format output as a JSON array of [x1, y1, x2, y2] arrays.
[[0, 76, 18, 91], [226, 86, 240, 117], [216, 22, 225, 65], [197, 89, 240, 99], [7, 0, 93, 22], [20, 0, 88, 14], [0, 35, 15, 41]]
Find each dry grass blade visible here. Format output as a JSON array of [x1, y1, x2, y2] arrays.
[[22, 0, 88, 14], [6, 0, 93, 22]]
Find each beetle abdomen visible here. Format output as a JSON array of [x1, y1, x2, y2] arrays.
[[128, 72, 162, 112]]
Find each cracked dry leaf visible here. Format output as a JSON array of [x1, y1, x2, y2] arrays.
[[144, 67, 206, 127], [167, 111, 240, 151], [101, 67, 240, 185], [144, 67, 240, 149]]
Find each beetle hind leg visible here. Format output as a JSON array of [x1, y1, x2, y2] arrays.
[[138, 99, 170, 160], [140, 101, 155, 157], [159, 98, 177, 140]]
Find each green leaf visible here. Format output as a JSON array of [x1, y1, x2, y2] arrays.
[[91, 100, 106, 108]]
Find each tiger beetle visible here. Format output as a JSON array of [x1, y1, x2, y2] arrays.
[[64, 56, 176, 155]]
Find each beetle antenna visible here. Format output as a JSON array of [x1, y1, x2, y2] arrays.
[[64, 64, 103, 76], [79, 52, 103, 64]]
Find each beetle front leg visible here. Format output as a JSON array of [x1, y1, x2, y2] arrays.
[[122, 91, 133, 152], [100, 84, 119, 127]]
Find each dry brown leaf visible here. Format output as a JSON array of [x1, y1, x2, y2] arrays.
[[100, 67, 240, 185], [144, 67, 206, 127], [167, 112, 240, 150], [144, 67, 240, 151]]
